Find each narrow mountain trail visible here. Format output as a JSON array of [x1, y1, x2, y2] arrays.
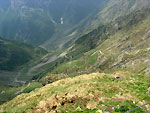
[[14, 83, 30, 96]]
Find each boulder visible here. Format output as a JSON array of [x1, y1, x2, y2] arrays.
[[114, 75, 120, 79]]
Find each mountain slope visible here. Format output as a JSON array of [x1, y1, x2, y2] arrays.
[[0, 72, 149, 112], [27, 8, 150, 83], [43, 9, 150, 79]]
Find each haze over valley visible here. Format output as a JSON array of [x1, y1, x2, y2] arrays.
[[0, 0, 150, 112]]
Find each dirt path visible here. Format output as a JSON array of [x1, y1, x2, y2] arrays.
[[14, 83, 30, 96]]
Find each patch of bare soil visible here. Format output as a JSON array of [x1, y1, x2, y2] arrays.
[[34, 93, 89, 113]]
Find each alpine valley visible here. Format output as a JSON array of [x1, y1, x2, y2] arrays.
[[0, 0, 150, 112]]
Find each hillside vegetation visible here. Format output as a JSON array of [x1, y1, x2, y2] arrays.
[[0, 72, 150, 112]]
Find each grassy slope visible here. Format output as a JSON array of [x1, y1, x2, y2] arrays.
[[0, 72, 149, 112]]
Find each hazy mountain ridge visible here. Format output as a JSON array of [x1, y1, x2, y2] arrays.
[[0, 0, 150, 49], [0, 0, 107, 46]]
